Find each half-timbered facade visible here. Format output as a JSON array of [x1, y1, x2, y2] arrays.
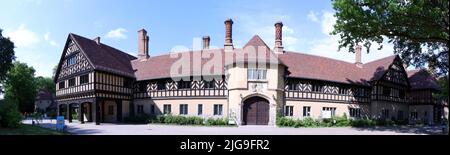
[[55, 19, 447, 126]]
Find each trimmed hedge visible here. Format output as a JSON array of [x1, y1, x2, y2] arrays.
[[152, 114, 230, 126], [277, 115, 410, 128]]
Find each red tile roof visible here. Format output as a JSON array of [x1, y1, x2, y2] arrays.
[[71, 33, 437, 88], [407, 69, 440, 90], [35, 90, 54, 101], [70, 33, 137, 78]]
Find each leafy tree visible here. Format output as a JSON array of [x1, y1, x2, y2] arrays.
[[52, 64, 58, 80], [3, 62, 37, 114], [0, 97, 23, 128], [332, 0, 448, 75], [436, 76, 449, 100], [0, 29, 16, 92], [35, 76, 56, 94]]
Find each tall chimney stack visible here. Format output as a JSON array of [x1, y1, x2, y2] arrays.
[[274, 21, 284, 54], [355, 44, 363, 68], [224, 18, 234, 51], [202, 36, 210, 50], [138, 29, 149, 60], [94, 37, 101, 45]]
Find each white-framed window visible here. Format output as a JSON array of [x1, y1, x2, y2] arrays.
[[80, 74, 89, 84], [67, 55, 77, 66], [247, 68, 267, 80], [349, 108, 361, 118], [213, 104, 223, 116], [322, 107, 336, 118], [179, 104, 188, 115], [163, 104, 171, 114], [68, 78, 76, 87], [284, 106, 294, 116], [303, 106, 311, 117], [198, 104, 203, 115]]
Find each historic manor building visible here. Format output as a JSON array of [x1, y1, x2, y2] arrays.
[[55, 19, 448, 126]]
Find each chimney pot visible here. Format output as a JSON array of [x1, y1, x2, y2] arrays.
[[224, 18, 234, 51], [355, 44, 363, 68], [274, 21, 284, 54], [203, 36, 210, 50], [138, 29, 149, 60]]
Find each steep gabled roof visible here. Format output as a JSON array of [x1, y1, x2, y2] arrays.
[[35, 89, 54, 101], [407, 69, 440, 90], [69, 33, 137, 78], [361, 55, 398, 81], [243, 35, 271, 50]]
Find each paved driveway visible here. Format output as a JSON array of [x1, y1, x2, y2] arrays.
[[22, 119, 447, 135]]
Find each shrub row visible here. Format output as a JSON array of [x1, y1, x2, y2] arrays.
[[277, 115, 410, 128], [124, 114, 231, 126]]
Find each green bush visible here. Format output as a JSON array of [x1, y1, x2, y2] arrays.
[[335, 114, 352, 127], [148, 114, 229, 126], [302, 117, 319, 127], [351, 118, 376, 127], [0, 99, 23, 128], [205, 117, 229, 126]]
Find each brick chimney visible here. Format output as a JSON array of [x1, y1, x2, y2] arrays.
[[203, 36, 210, 50], [274, 21, 284, 54], [93, 37, 100, 45], [138, 29, 149, 60], [224, 18, 234, 51], [355, 44, 363, 68]]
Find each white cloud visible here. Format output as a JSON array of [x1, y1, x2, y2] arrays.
[[43, 32, 59, 47], [308, 11, 394, 63], [106, 28, 128, 39], [321, 11, 335, 34], [44, 32, 50, 41], [5, 24, 40, 48], [49, 41, 58, 47], [307, 11, 319, 23]]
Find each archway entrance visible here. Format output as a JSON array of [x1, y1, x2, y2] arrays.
[[243, 96, 269, 125]]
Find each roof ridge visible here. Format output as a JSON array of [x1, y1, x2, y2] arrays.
[[243, 35, 271, 49], [132, 49, 226, 61], [365, 55, 397, 64], [284, 51, 360, 66]]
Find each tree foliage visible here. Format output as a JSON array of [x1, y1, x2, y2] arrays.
[[35, 76, 56, 94], [0, 29, 16, 92], [0, 97, 23, 128], [332, 0, 449, 75], [4, 62, 37, 114], [436, 76, 449, 100]]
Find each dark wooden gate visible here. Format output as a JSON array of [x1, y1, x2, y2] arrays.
[[243, 97, 269, 125]]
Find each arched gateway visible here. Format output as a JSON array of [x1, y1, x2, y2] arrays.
[[243, 96, 270, 125]]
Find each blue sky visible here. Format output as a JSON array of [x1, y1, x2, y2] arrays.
[[0, 0, 399, 79]]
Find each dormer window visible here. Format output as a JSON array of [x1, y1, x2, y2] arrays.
[[248, 68, 267, 81]]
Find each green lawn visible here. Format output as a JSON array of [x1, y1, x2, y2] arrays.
[[0, 124, 69, 135]]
